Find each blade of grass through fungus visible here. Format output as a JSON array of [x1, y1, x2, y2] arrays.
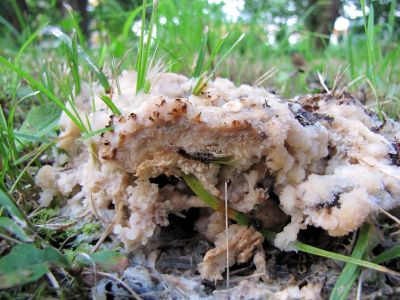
[[65, 4, 86, 46], [99, 95, 122, 116], [79, 127, 114, 141], [64, 32, 81, 96], [329, 224, 379, 300], [192, 33, 245, 95], [136, 0, 159, 94], [182, 173, 400, 277], [10, 0, 28, 36], [192, 26, 209, 79], [51, 29, 110, 93], [0, 108, 14, 191], [111, 4, 146, 56], [361, 0, 380, 111], [373, 245, 400, 265]]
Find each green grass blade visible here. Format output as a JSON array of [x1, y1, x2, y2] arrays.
[[388, 0, 398, 40], [183, 174, 249, 225], [79, 45, 110, 92], [192, 26, 209, 78], [122, 6, 145, 39], [0, 15, 20, 37], [294, 241, 399, 277], [203, 33, 229, 74], [182, 173, 220, 211], [0, 217, 30, 242], [79, 127, 113, 141], [52, 31, 110, 92], [64, 32, 81, 95], [329, 224, 378, 300], [192, 33, 245, 95], [373, 245, 400, 264], [136, 0, 159, 93], [135, 0, 148, 93], [65, 4, 86, 46], [207, 33, 245, 81], [10, 0, 27, 34], [0, 56, 86, 132], [99, 95, 121, 115], [142, 0, 159, 92], [0, 190, 25, 222], [15, 22, 49, 65]]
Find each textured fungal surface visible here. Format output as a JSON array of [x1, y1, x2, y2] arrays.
[[36, 71, 400, 296]]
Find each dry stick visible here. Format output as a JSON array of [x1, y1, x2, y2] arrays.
[[0, 232, 22, 244], [182, 173, 400, 277], [89, 193, 104, 222], [108, 49, 134, 100], [377, 207, 400, 226], [224, 180, 230, 300], [356, 271, 365, 300], [91, 222, 114, 253], [91, 199, 123, 253], [46, 271, 61, 296]]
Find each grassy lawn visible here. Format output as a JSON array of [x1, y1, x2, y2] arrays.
[[1, 0, 400, 299]]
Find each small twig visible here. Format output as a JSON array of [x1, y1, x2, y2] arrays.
[[377, 207, 400, 226], [35, 221, 79, 230], [224, 179, 230, 299], [254, 67, 278, 87], [59, 233, 78, 250], [35, 211, 90, 230], [108, 48, 134, 100], [46, 271, 61, 296], [356, 271, 365, 300], [0, 232, 22, 244], [89, 193, 104, 222], [28, 207, 45, 218], [332, 65, 350, 93], [358, 157, 400, 181], [91, 198, 123, 253], [91, 221, 113, 253], [317, 71, 330, 94]]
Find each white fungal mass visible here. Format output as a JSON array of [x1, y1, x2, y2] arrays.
[[36, 71, 400, 278]]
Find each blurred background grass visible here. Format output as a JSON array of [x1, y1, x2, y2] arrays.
[[1, 1, 399, 113]]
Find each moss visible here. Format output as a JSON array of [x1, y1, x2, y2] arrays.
[[33, 207, 59, 224], [82, 222, 102, 235]]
